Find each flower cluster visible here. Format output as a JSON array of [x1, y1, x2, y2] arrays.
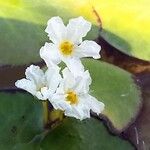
[[15, 16, 104, 120]]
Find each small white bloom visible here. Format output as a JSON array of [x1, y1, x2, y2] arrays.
[[40, 16, 101, 73], [15, 65, 61, 100], [49, 68, 104, 120]]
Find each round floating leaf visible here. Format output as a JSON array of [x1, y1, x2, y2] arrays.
[[88, 0, 150, 61], [41, 118, 134, 150], [0, 91, 44, 149], [93, 0, 150, 61], [0, 0, 99, 65], [83, 59, 141, 131]]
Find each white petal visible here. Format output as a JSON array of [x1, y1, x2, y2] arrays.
[[50, 94, 70, 111], [62, 57, 84, 77], [56, 68, 76, 94], [74, 70, 92, 94], [15, 78, 48, 100], [45, 16, 66, 44], [45, 67, 62, 93], [50, 92, 87, 120], [64, 108, 83, 120], [66, 16, 91, 44], [61, 67, 70, 78], [40, 42, 61, 68], [61, 69, 76, 92], [77, 40, 101, 59], [25, 65, 45, 90], [61, 66, 88, 92], [59, 67, 75, 92], [61, 67, 91, 94], [64, 96, 91, 120], [87, 95, 105, 115], [15, 78, 36, 96], [40, 87, 52, 100], [64, 104, 90, 120], [35, 91, 46, 100], [54, 67, 74, 94], [55, 79, 65, 94]]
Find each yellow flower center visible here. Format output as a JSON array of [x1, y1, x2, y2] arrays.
[[66, 91, 78, 105], [59, 41, 74, 56]]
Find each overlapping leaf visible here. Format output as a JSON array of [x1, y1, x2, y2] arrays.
[[0, 92, 44, 149], [41, 118, 134, 150], [83, 59, 141, 131]]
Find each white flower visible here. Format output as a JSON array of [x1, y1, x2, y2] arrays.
[[49, 67, 104, 120], [40, 16, 101, 73], [15, 65, 61, 100]]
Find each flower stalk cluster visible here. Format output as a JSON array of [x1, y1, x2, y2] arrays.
[[15, 16, 104, 120]]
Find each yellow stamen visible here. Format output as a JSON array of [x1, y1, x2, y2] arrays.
[[59, 41, 74, 56], [66, 91, 78, 105]]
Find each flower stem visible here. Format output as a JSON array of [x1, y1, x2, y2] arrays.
[[42, 100, 49, 125], [49, 109, 64, 122]]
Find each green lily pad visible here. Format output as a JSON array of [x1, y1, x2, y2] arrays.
[[12, 136, 42, 150], [0, 0, 99, 65], [92, 0, 150, 61], [41, 118, 134, 150], [12, 143, 39, 150], [82, 59, 141, 131], [0, 91, 44, 149]]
